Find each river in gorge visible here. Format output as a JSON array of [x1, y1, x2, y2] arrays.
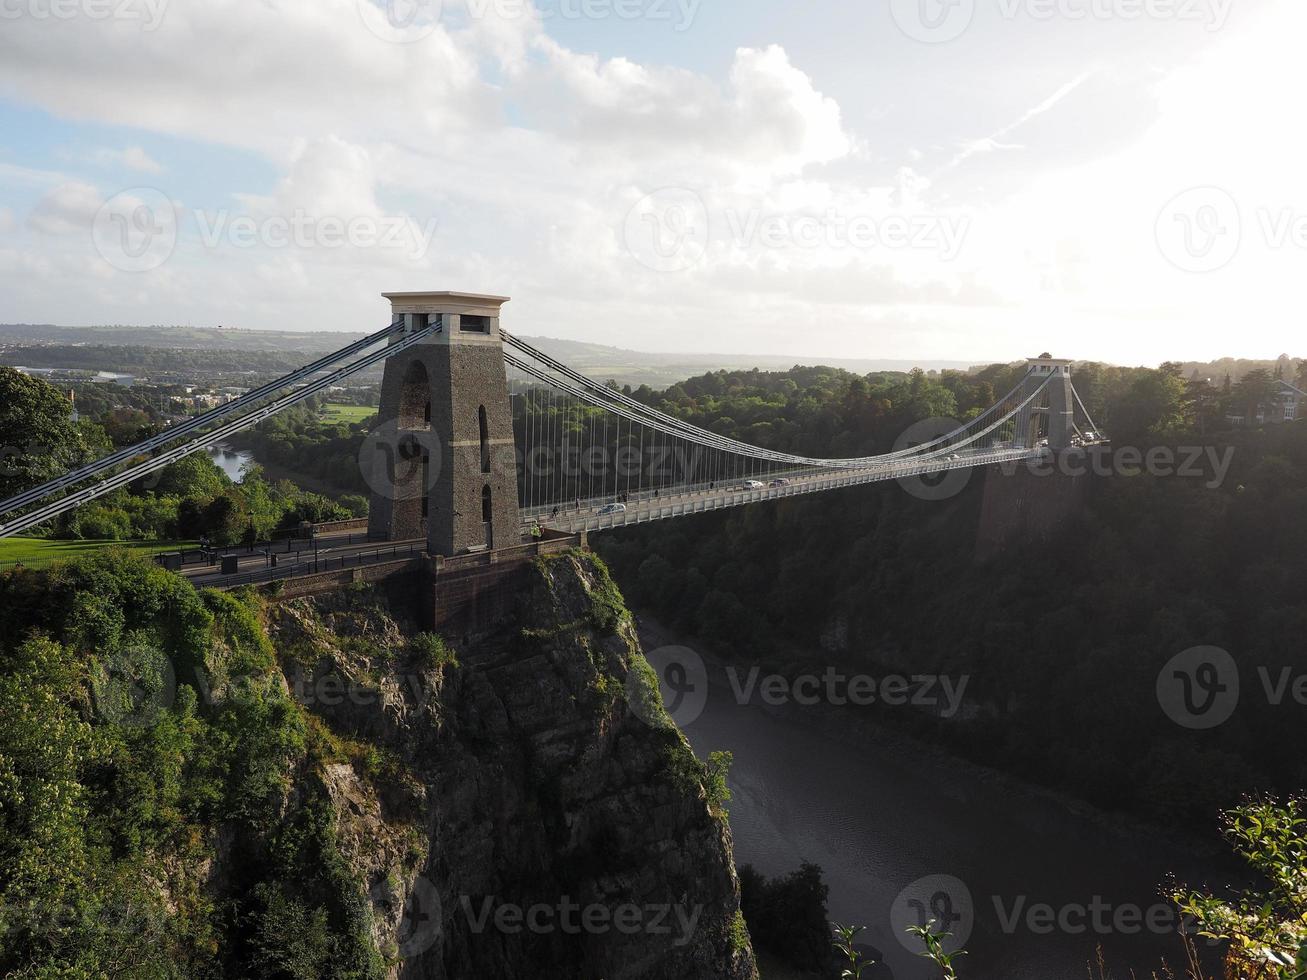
[[206, 444, 254, 483], [637, 619, 1230, 980]]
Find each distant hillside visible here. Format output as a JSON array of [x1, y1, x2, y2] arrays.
[[0, 323, 977, 387]]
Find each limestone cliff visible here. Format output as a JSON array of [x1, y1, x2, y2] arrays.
[[266, 551, 758, 980]]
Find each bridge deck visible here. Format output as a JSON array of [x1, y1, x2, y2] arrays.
[[526, 448, 1047, 534]]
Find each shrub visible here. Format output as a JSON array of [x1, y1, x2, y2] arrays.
[[411, 632, 458, 670]]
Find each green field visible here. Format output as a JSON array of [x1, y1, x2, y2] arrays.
[[322, 403, 376, 424], [0, 537, 197, 568]]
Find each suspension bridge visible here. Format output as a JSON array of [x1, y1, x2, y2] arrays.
[[0, 292, 1105, 593]]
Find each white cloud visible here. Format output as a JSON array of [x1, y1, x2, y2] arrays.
[[524, 42, 851, 177], [27, 182, 103, 235], [91, 146, 165, 174]]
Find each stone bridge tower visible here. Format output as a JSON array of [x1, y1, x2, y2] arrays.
[[1017, 355, 1076, 450], [367, 292, 521, 557]]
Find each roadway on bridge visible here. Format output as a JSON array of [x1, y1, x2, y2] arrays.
[[529, 446, 1048, 535]]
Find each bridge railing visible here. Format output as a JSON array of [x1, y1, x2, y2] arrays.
[[206, 541, 427, 589]]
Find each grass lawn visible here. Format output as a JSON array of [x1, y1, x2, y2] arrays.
[[0, 537, 197, 568], [321, 403, 376, 424]]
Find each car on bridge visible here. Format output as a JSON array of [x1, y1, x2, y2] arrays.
[[742, 480, 765, 490], [597, 502, 627, 516], [769, 478, 791, 487]]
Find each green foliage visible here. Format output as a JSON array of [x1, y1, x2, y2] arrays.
[[907, 920, 966, 979], [739, 862, 831, 973], [411, 631, 458, 670], [227, 401, 375, 496], [0, 368, 87, 499], [625, 653, 672, 728], [1173, 798, 1307, 978], [729, 909, 751, 954], [704, 750, 733, 816], [832, 922, 875, 978], [0, 551, 387, 977]]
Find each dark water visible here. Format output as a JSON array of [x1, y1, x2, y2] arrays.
[[654, 627, 1228, 980]]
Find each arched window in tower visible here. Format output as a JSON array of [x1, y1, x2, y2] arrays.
[[481, 484, 493, 523], [478, 405, 491, 473]]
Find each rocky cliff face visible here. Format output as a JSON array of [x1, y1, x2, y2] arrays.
[[266, 551, 758, 980]]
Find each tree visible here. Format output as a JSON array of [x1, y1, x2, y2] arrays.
[[0, 368, 85, 499], [150, 453, 231, 499], [740, 863, 831, 972], [1108, 365, 1186, 440], [1233, 368, 1280, 425]]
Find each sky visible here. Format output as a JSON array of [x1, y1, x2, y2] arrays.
[[0, 0, 1299, 366]]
